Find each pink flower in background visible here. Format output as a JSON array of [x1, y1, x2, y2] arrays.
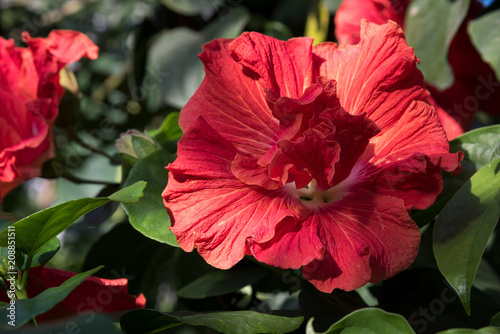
[[334, 0, 500, 140], [163, 22, 462, 292], [0, 266, 145, 323], [0, 30, 98, 202]]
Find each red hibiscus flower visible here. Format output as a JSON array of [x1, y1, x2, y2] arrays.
[[0, 266, 145, 323], [162, 21, 462, 292], [334, 0, 500, 140], [0, 30, 98, 202]]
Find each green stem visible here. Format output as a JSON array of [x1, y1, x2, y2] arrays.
[[16, 255, 32, 300], [61, 170, 119, 186], [0, 278, 9, 294], [67, 130, 121, 165]]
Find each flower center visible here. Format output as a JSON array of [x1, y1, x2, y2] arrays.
[[286, 175, 353, 209]]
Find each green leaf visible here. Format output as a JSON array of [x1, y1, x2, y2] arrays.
[[161, 0, 223, 16], [121, 309, 303, 334], [434, 159, 500, 315], [148, 112, 183, 144], [308, 308, 414, 334], [177, 267, 268, 299], [491, 311, 500, 326], [146, 7, 250, 109], [304, 0, 330, 45], [443, 125, 500, 198], [16, 314, 121, 334], [436, 327, 500, 334], [323, 0, 343, 13], [108, 181, 147, 204], [0, 266, 102, 329], [0, 182, 144, 256], [411, 195, 452, 227], [120, 309, 182, 333], [405, 0, 470, 90], [0, 216, 60, 268], [27, 237, 61, 268], [469, 9, 500, 81], [0, 198, 109, 255], [122, 150, 178, 246]]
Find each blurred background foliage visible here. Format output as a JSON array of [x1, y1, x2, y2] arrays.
[[1, 0, 500, 333]]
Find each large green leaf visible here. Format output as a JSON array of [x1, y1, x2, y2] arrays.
[[146, 7, 250, 109], [0, 266, 101, 329], [0, 216, 60, 268], [469, 9, 500, 81], [0, 198, 109, 256], [120, 309, 303, 334], [123, 150, 178, 246], [491, 311, 500, 326], [436, 327, 500, 334], [149, 112, 182, 141], [443, 125, 500, 198], [148, 112, 183, 153], [0, 182, 146, 256], [405, 0, 470, 90], [434, 159, 500, 315], [306, 308, 414, 334], [15, 314, 121, 334], [161, 0, 223, 16], [177, 267, 268, 299]]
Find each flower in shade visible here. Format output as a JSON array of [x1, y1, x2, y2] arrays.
[[334, 0, 500, 140], [0, 30, 98, 202], [163, 21, 462, 292], [0, 266, 145, 323]]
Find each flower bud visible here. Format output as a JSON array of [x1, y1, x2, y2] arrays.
[[115, 130, 161, 165]]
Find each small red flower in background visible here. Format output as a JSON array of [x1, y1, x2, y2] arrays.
[[0, 30, 98, 202], [163, 21, 462, 292], [334, 0, 500, 140], [0, 267, 145, 323]]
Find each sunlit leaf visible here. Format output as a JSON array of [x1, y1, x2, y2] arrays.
[[469, 9, 500, 80], [107, 180, 146, 204], [443, 124, 500, 198], [405, 0, 470, 90], [304, 0, 330, 45], [434, 159, 500, 315], [122, 150, 178, 246], [306, 308, 414, 334]]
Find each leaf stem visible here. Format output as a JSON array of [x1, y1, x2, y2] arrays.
[[17, 255, 32, 300], [67, 130, 121, 165], [61, 171, 119, 186], [0, 278, 9, 294]]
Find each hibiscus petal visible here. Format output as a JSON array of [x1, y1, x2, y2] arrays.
[[334, 0, 409, 44], [302, 191, 420, 292], [247, 215, 325, 269], [32, 267, 144, 322], [0, 267, 144, 323], [313, 20, 428, 132], [22, 30, 98, 65], [179, 38, 279, 157], [428, 94, 466, 140], [164, 118, 304, 269], [229, 32, 314, 99], [355, 100, 461, 209]]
